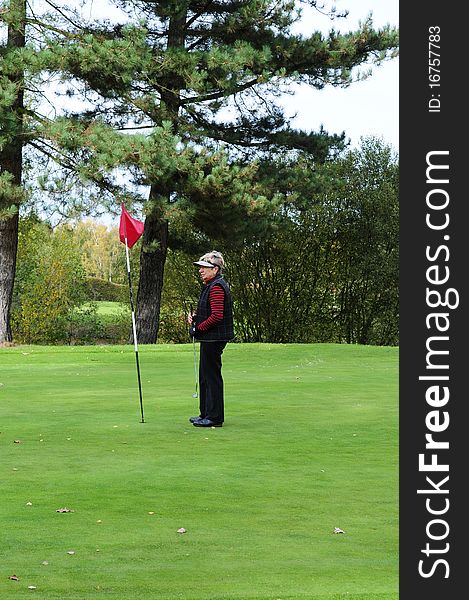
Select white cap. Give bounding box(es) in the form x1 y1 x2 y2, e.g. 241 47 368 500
193 251 225 269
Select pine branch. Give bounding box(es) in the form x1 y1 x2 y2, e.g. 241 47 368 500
179 76 259 105
42 0 84 31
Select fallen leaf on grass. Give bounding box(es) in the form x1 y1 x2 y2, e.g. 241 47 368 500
333 527 345 534
8 575 19 581
56 507 74 513
177 528 187 534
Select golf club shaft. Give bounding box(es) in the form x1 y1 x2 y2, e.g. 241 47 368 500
192 336 198 396
190 304 198 397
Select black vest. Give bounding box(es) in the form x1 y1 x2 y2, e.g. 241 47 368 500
195 274 234 341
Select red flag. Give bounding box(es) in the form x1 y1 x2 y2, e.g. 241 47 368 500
119 203 144 248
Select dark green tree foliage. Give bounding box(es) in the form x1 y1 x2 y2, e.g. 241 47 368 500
331 137 399 344
226 138 399 345
52 0 398 342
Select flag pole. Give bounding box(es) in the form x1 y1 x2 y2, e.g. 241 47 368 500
124 236 145 423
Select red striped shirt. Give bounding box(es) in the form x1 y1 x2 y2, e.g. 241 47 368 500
197 284 225 332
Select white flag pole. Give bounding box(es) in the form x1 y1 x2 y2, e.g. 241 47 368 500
124 236 145 423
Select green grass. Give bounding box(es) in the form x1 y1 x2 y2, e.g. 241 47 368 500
85 301 128 316
0 343 398 599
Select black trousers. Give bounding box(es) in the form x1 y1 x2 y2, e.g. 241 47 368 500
199 341 227 423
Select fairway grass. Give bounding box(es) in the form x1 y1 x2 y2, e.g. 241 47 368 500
83 301 129 316
0 343 398 599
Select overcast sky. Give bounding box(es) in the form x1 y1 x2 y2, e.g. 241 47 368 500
283 0 399 151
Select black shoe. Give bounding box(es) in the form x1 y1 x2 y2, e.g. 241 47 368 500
193 418 223 427
189 415 203 423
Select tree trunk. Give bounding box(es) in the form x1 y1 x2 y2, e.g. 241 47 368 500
0 0 25 343
0 213 19 343
134 7 186 343
134 185 169 344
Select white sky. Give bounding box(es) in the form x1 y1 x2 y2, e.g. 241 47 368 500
284 0 399 151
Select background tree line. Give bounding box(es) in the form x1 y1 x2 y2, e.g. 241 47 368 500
11 137 398 346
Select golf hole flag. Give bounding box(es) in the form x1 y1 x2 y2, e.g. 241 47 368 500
119 203 144 248
119 202 145 423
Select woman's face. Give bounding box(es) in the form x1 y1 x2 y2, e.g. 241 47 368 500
198 265 218 284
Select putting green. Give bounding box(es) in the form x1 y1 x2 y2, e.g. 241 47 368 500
0 343 398 599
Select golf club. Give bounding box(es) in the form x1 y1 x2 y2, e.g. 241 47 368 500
190 304 198 398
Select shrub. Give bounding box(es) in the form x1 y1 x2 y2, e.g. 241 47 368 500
12 222 87 344
84 278 127 302
64 304 105 345
158 305 190 344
